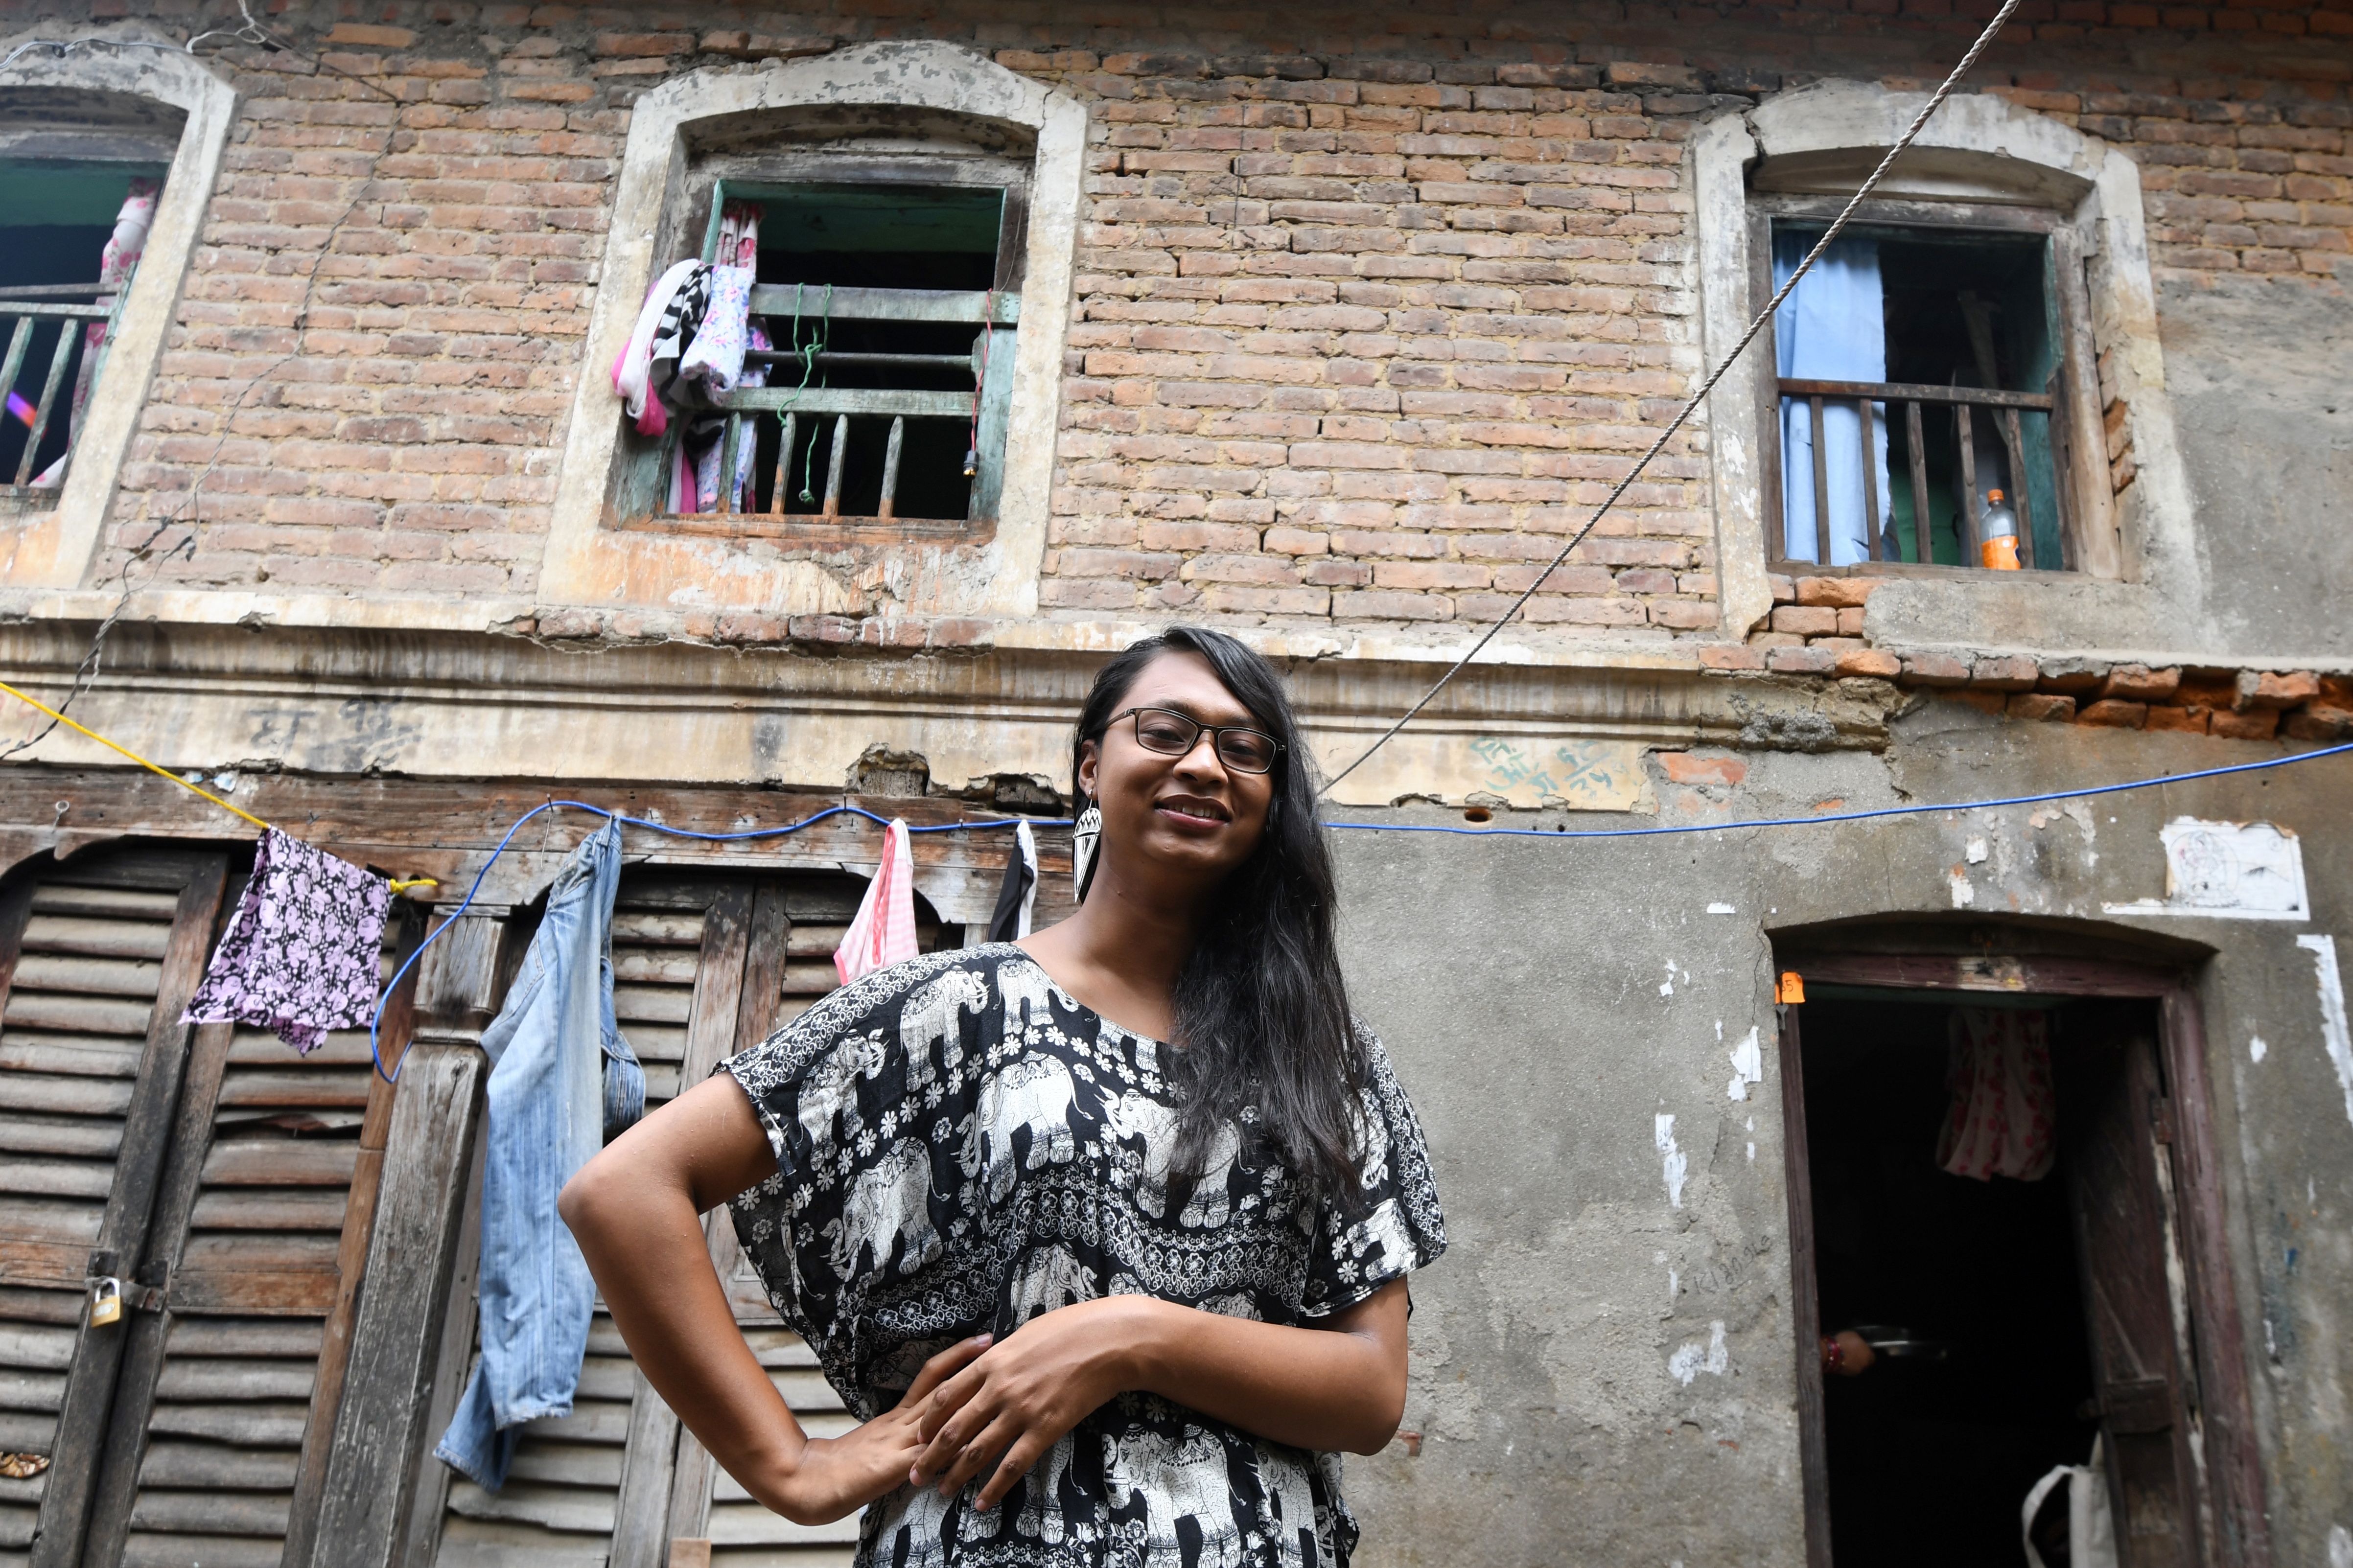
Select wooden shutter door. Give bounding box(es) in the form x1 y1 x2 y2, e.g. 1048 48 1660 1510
428 876 755 1568
0 849 228 1568
2061 1009 2206 1568
85 916 409 1568
426 871 945 1568
678 877 905 1568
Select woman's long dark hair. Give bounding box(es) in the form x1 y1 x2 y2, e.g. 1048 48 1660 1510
1072 626 1366 1208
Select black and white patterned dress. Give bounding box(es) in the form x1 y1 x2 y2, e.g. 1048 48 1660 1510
722 945 1445 1568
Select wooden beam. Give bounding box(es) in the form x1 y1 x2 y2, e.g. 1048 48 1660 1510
0 770 1068 925
746 284 1019 325
304 1040 486 1568
282 905 428 1568
1778 376 2053 410
32 853 227 1568
396 1112 488 1568
2159 983 2270 1568
608 883 753 1568
1772 1002 1833 1568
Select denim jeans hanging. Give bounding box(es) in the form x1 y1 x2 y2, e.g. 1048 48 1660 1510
435 816 644 1489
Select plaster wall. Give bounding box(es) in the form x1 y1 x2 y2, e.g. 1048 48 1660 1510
1333 713 2353 1567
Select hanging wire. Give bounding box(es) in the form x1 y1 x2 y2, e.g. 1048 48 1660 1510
763 281 837 505
358 734 2353 1081
1318 0 2027 797
366 800 1049 1082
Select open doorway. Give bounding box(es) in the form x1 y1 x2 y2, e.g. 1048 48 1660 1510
1773 943 2266 1568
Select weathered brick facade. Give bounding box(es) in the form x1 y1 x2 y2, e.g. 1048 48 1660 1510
44 0 2353 640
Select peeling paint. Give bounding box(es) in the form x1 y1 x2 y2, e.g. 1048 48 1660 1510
2251 1034 2268 1063
2106 818 2310 921
1949 867 1976 908
1965 836 1990 864
2294 934 2353 1129
1655 1114 1688 1209
1726 1027 1763 1101
1669 1321 1730 1385
1705 901 1737 915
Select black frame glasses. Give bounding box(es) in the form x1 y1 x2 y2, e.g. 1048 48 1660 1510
1109 707 1285 775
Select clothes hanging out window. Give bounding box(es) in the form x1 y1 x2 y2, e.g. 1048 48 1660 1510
1765 210 2089 574
616 167 1025 540
0 159 166 501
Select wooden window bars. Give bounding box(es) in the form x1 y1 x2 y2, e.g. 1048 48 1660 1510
1776 377 2056 570
694 284 1020 531
0 284 123 497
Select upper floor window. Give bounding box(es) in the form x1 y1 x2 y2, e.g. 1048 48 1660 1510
613 150 1025 542
1762 199 2089 574
0 151 166 504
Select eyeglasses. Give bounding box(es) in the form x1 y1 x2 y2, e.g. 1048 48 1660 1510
1109 707 1284 775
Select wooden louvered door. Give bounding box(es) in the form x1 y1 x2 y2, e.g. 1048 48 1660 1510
683 877 942 1568
429 874 759 1568
91 918 410 1568
0 848 229 1568
426 872 946 1568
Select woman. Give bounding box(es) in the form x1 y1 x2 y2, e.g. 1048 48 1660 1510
561 625 1445 1568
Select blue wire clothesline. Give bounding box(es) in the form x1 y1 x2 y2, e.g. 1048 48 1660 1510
366 742 2353 1082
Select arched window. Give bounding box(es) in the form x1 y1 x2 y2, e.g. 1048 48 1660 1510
1695 85 2190 635
541 44 1086 622
0 43 235 588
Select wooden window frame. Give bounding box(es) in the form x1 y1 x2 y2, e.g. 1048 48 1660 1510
1750 194 2110 580
0 54 238 587
1768 945 2268 1568
619 155 1030 544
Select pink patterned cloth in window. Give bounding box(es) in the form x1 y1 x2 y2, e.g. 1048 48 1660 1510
184 829 393 1054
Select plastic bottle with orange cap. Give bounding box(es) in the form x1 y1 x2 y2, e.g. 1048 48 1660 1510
1980 488 2022 570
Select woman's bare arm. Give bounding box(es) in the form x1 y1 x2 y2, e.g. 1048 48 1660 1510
559 1074 987 1525
909 1279 1410 1509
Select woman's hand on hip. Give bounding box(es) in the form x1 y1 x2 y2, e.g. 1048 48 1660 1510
764 1334 992 1524
909 1296 1156 1510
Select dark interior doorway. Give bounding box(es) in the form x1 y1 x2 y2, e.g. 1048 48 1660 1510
1780 960 2252 1568
1801 994 2103 1567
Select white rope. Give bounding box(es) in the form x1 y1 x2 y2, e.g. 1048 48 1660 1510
1320 0 2027 796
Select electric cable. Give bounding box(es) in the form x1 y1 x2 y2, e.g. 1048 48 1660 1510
359 738 2353 1081
1318 0 2028 797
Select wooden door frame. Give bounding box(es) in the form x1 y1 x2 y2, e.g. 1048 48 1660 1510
1770 945 2268 1568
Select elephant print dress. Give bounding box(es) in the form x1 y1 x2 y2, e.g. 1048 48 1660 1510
722 945 1445 1568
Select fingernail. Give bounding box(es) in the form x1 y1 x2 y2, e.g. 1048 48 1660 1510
975 1333 993 1346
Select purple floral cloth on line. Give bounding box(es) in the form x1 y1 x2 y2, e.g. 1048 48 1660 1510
183 828 392 1054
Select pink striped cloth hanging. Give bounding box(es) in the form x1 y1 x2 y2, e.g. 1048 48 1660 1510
834 818 918 984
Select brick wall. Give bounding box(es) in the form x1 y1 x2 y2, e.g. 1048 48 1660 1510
30 0 2350 633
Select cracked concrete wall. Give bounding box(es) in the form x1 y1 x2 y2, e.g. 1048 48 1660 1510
1334 709 2353 1568
2162 276 2353 662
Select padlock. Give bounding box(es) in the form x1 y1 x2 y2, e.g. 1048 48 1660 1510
88 1276 122 1327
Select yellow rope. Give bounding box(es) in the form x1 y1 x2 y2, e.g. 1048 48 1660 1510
0 678 271 832
388 876 439 892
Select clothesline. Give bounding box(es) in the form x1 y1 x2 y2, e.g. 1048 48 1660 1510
0 677 2344 1078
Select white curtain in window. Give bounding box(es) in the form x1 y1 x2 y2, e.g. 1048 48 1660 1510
1773 232 1893 565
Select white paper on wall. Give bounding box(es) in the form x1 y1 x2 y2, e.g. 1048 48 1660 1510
2103 818 2310 922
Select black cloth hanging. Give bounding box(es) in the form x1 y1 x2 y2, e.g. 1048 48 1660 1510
986 820 1038 942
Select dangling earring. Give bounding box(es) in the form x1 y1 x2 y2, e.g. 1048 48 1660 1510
1072 801 1102 900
